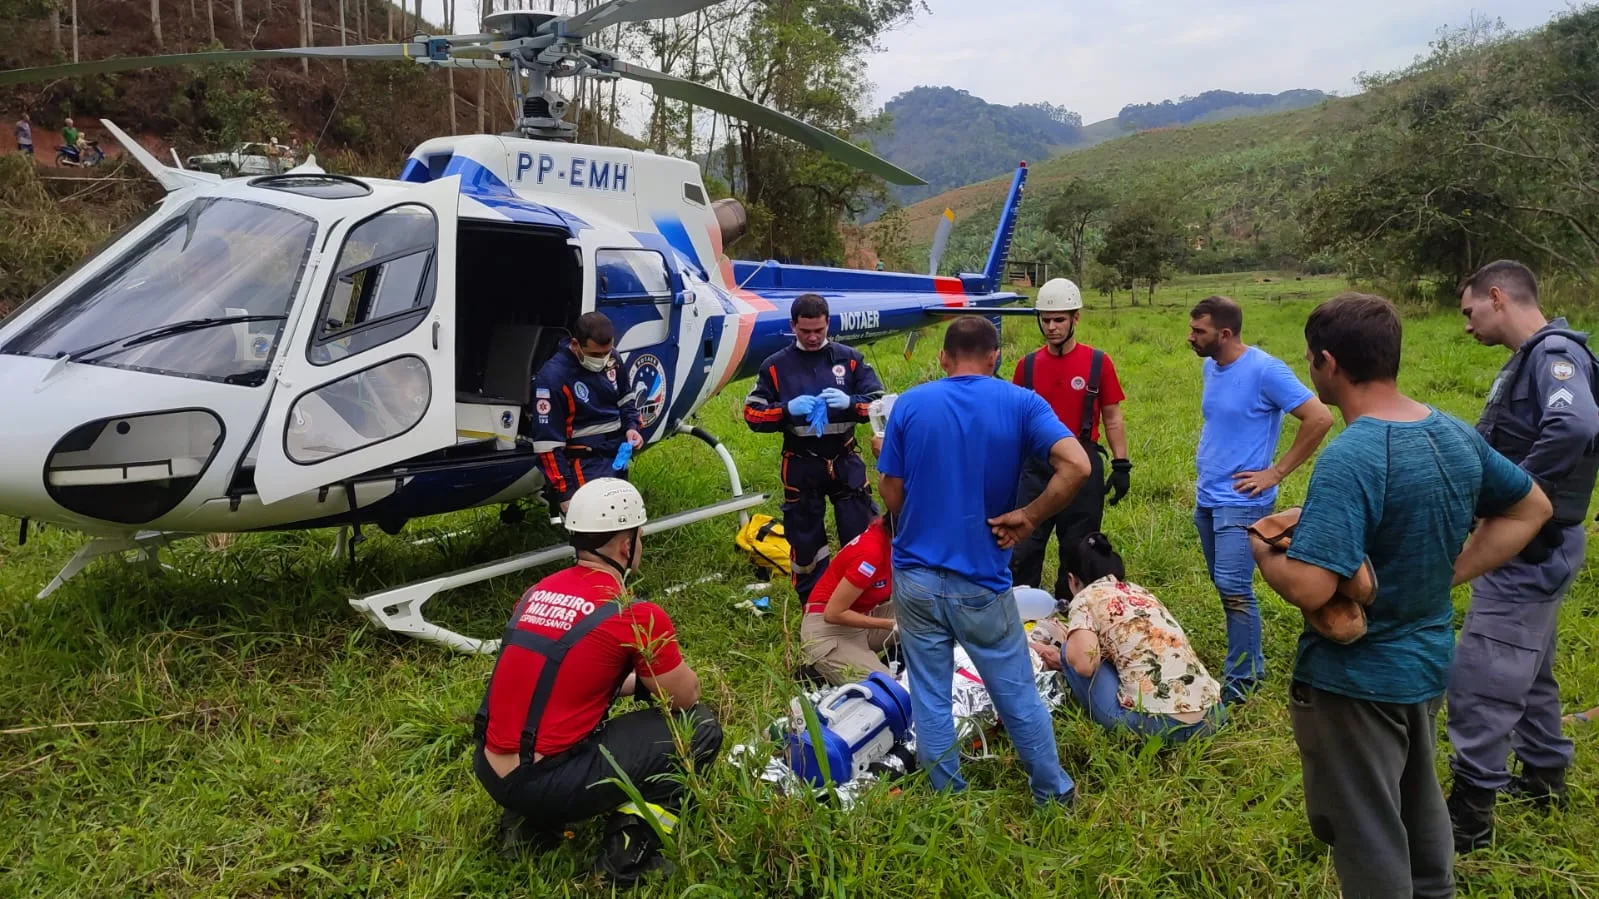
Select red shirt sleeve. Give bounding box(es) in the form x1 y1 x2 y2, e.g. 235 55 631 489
1011 357 1025 386
625 602 684 679
1099 354 1126 406
840 547 884 589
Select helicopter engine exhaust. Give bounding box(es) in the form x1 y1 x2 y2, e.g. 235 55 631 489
712 198 747 248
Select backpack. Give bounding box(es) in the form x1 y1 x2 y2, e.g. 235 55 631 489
736 514 791 576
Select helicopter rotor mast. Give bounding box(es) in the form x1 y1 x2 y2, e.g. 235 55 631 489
0 0 925 185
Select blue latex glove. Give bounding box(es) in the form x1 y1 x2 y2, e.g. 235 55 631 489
787 395 818 417
819 387 850 410
807 399 831 437
611 440 633 471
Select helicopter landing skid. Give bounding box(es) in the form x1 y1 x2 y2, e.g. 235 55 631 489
37 530 185 599
347 491 767 652
347 422 764 653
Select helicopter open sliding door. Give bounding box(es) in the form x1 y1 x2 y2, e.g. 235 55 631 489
252 177 460 505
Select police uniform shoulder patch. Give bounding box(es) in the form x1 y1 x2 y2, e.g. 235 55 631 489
1551 359 1576 381
536 398 552 415
536 387 551 399
832 364 847 379
574 382 590 403
1548 387 1575 409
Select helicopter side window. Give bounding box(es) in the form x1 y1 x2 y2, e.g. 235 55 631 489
284 355 432 463
595 249 671 305
309 204 438 366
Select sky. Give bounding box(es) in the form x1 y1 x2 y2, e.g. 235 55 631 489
863 0 1565 122
416 0 1569 130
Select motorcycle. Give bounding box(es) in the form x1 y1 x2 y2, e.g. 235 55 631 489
55 139 105 167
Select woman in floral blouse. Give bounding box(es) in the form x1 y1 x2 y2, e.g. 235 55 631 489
1038 532 1226 743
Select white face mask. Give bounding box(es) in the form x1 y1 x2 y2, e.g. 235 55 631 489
580 352 610 373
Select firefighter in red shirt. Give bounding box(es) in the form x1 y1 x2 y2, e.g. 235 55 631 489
471 479 722 885
1009 278 1132 599
799 515 897 685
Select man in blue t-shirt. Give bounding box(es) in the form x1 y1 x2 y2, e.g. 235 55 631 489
877 316 1091 807
1188 295 1333 703
1253 293 1549 899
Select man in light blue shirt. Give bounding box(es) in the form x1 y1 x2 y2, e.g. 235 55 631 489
1187 296 1332 703
878 316 1091 807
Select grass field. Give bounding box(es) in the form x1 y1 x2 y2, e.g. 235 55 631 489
3 273 1597 897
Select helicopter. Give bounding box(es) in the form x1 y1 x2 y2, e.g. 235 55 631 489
0 0 1035 653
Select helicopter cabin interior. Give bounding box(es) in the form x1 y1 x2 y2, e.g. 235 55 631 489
450 220 582 455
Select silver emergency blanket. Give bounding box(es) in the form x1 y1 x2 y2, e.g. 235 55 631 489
727 641 1070 808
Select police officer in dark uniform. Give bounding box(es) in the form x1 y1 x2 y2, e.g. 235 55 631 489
743 293 886 601
532 312 644 513
1447 260 1599 852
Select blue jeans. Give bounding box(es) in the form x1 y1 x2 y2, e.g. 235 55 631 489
1194 503 1274 698
892 565 1074 804
1062 660 1225 743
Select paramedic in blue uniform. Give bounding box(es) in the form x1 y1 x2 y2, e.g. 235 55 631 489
1447 260 1599 852
533 312 644 513
743 293 887 601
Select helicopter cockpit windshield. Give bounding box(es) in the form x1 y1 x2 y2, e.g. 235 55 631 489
3 197 316 386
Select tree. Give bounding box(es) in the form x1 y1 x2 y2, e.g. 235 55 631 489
872 205 914 271
1043 178 1112 286
151 0 162 47
1098 203 1182 304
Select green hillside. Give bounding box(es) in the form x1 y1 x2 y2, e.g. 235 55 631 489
902 93 1366 252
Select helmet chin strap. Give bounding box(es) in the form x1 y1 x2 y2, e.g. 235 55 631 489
587 529 640 587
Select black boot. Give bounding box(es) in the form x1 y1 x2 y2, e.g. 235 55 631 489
1505 762 1569 810
1447 782 1495 853
594 812 672 886
495 807 567 860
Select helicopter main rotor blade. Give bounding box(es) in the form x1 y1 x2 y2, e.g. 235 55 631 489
559 0 724 37
609 61 924 186
0 40 492 85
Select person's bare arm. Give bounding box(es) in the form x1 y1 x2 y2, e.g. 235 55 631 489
640 664 702 711
880 475 905 517
1453 485 1552 586
822 580 895 630
1251 532 1341 612
1235 398 1334 496
1101 403 1129 460
988 437 1090 549
1064 630 1100 677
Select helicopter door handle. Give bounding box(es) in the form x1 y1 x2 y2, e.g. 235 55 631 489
432 322 440 351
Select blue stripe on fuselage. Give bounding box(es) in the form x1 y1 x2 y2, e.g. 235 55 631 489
650 214 708 281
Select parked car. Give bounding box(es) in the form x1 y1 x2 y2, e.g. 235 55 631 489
183 141 297 176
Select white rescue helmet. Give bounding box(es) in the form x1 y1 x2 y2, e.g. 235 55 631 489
564 478 648 533
1036 278 1084 313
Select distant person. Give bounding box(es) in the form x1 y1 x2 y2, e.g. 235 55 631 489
61 117 81 151
1253 293 1549 898
1040 532 1225 743
14 113 32 158
743 293 885 603
531 311 643 514
877 315 1091 806
1446 260 1599 851
799 515 897 686
472 479 722 886
1010 278 1132 598
1187 295 1333 703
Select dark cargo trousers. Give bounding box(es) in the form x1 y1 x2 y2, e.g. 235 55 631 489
1009 443 1106 598
1289 681 1455 899
1447 523 1582 790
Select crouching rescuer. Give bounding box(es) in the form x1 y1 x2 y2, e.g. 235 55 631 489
471 479 723 885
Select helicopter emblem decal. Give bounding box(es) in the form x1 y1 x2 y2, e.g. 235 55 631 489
630 354 666 428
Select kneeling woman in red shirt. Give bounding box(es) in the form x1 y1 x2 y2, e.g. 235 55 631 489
800 515 897 685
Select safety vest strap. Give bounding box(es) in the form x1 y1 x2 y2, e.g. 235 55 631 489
472 596 624 764
1080 349 1104 440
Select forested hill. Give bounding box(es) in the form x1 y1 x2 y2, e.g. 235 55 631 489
870 85 1333 212
869 86 1082 207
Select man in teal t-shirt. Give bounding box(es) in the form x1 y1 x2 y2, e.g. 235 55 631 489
1253 293 1549 899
